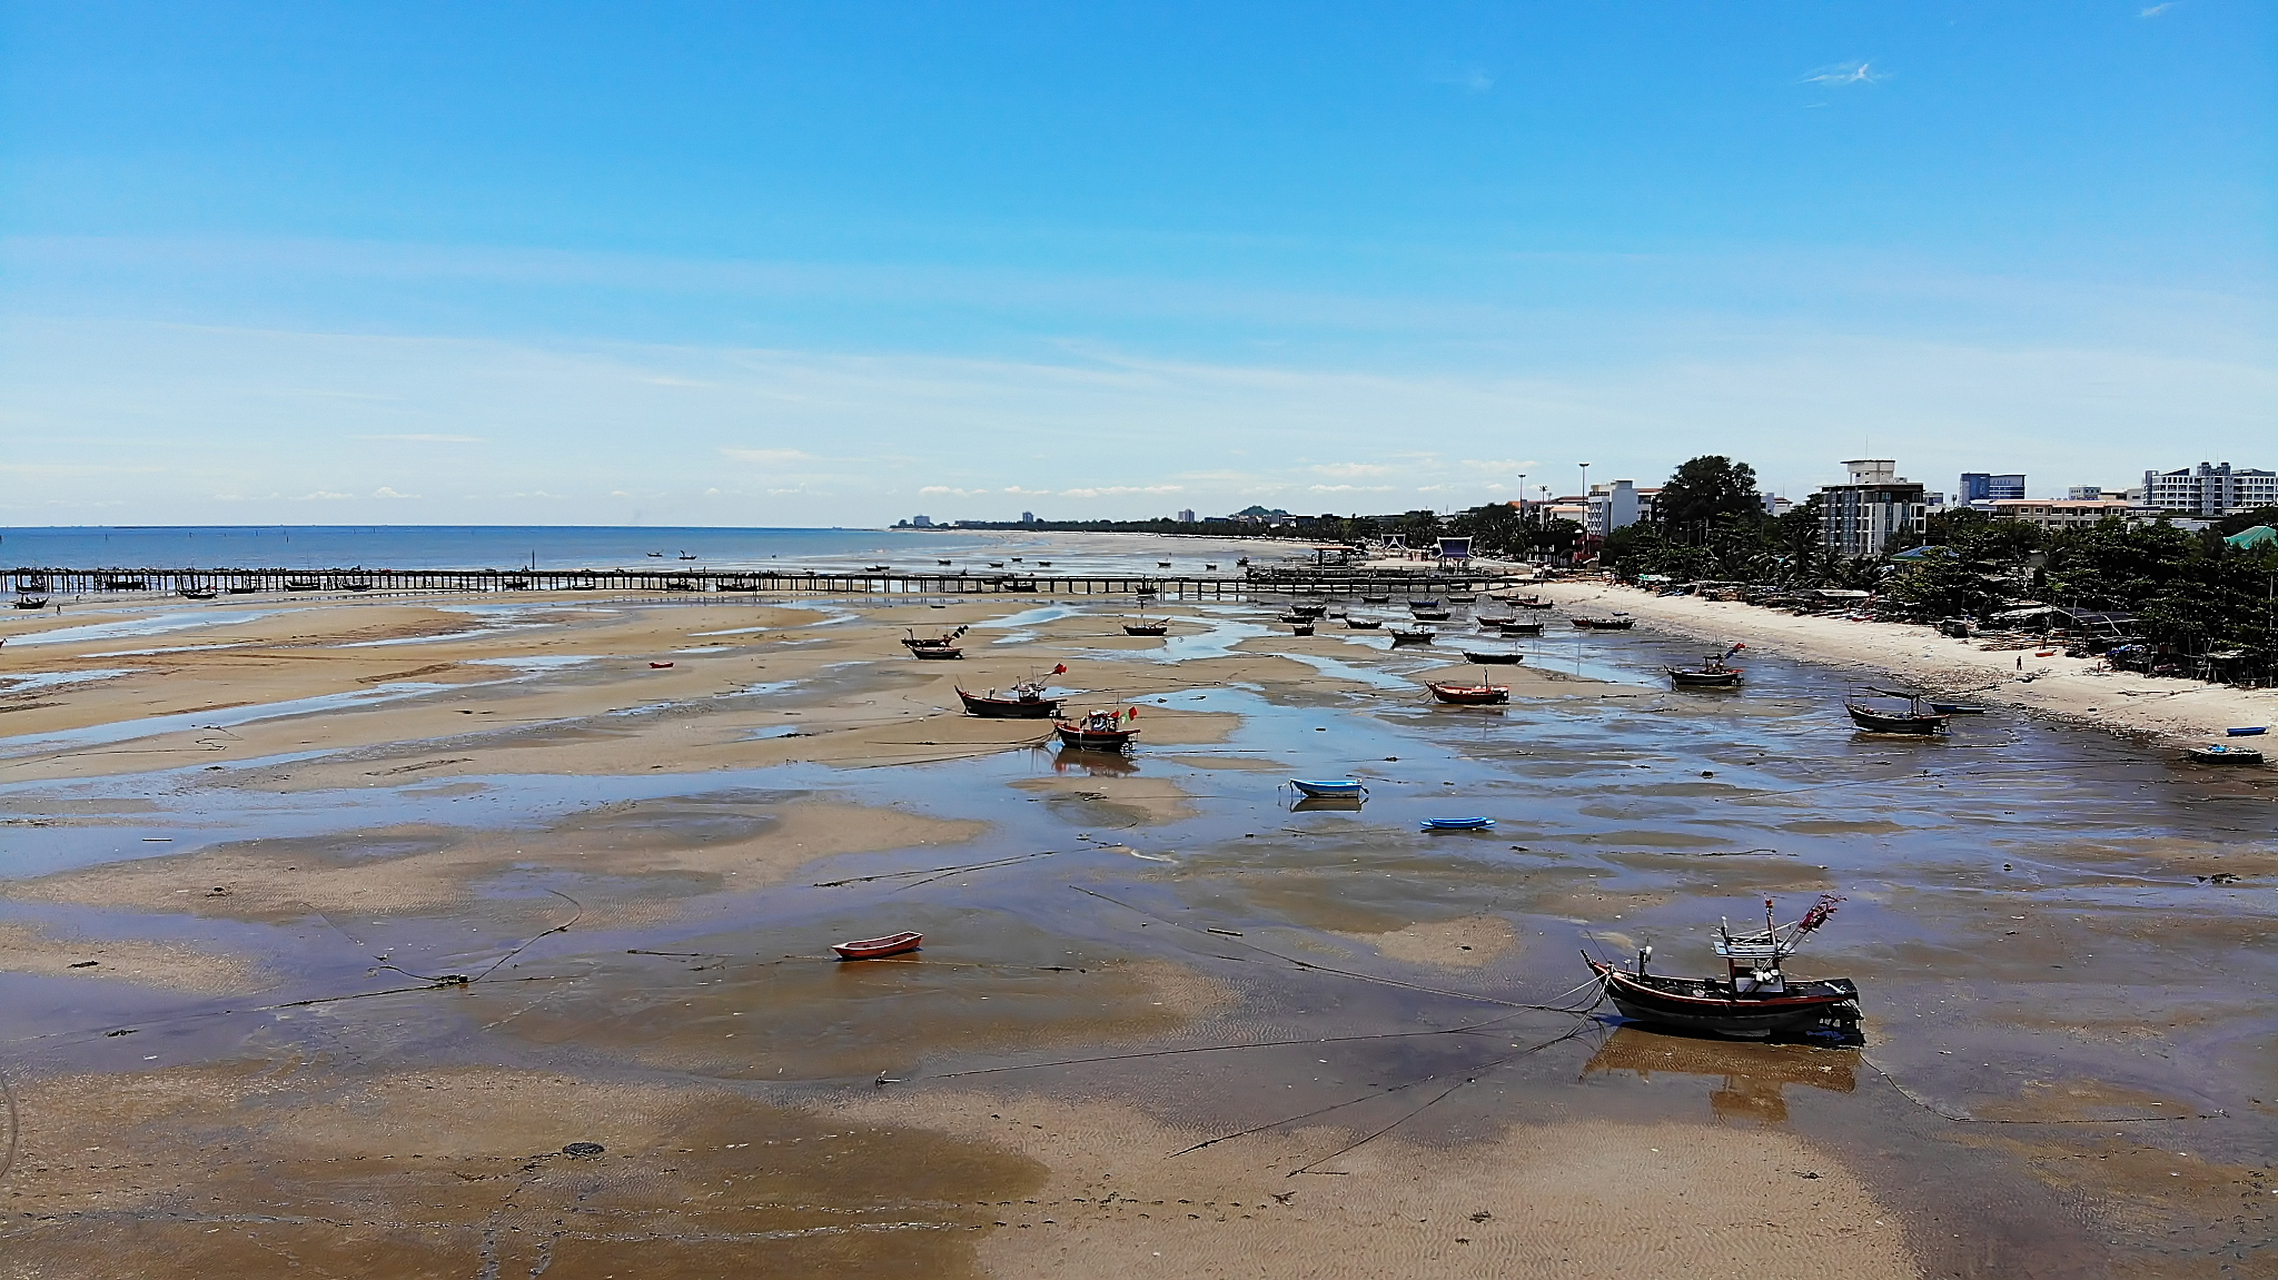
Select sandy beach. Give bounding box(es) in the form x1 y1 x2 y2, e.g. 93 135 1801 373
2 553 2271 1278
1536 579 2278 746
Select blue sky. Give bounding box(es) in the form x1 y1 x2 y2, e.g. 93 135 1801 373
3 2 2270 525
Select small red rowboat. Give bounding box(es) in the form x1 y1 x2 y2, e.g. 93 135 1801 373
649 661 675 669
833 931 923 960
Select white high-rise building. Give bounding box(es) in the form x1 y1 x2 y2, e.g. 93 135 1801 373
1816 459 1928 559
2141 462 2278 516
1583 480 1639 537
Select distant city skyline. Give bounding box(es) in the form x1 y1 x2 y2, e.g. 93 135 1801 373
3 4 2269 526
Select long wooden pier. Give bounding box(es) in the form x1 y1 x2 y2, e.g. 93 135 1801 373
3 566 1514 601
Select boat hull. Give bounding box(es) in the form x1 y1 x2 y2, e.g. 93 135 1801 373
1123 625 1168 636
1422 817 1494 831
1668 668 1741 687
911 647 963 660
1428 683 1509 705
1055 723 1139 751
1291 779 1366 798
957 689 1063 719
1458 651 1524 664
1846 704 1947 734
2188 746 2264 765
835 931 923 960
1588 960 1858 1038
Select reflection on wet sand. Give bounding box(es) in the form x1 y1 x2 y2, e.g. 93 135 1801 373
1584 1028 1857 1125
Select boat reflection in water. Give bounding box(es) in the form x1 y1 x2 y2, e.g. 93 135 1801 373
1584 1027 1858 1124
1046 746 1141 777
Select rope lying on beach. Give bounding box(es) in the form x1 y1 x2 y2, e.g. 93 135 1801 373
1858 1054 2227 1125
1072 884 1607 1014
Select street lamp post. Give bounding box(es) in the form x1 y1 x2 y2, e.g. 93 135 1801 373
1579 462 1592 537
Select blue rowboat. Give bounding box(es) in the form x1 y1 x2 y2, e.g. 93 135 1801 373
2227 726 2268 736
1292 779 1366 798
1422 816 1495 831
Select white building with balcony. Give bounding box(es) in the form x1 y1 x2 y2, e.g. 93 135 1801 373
2141 462 2277 516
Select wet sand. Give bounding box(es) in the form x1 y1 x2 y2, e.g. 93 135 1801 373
2 565 2273 1277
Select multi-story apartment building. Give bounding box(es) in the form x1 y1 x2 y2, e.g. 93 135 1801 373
1817 460 1928 559
1983 498 2134 531
1583 480 1641 537
2141 462 2278 516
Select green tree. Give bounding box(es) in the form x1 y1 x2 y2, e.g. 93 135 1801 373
1656 456 1763 540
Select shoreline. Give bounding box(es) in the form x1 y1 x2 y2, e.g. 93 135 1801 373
1537 579 2278 747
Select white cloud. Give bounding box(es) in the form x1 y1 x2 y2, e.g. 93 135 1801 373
2140 3 2174 15
1310 462 1394 478
372 486 419 499
1800 61 1884 87
292 490 353 501
1059 484 1185 498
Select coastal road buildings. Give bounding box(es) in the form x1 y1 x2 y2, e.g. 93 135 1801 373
1583 479 1641 537
1818 459 1930 558
2141 462 2278 516
1984 497 2137 531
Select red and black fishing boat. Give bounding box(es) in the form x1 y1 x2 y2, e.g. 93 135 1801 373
1572 615 1636 630
903 626 968 652
1123 619 1169 636
1426 681 1510 705
834 931 922 960
1054 707 1140 751
1388 627 1436 646
957 667 1066 718
1585 895 1858 1039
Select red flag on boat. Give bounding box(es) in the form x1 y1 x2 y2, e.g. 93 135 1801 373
1126 706 1139 720
1051 664 1068 675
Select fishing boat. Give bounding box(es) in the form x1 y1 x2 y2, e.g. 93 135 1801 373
1290 604 1328 619
1360 594 1391 604
1204 562 1218 570
1498 621 1546 636
1004 579 1039 592
1667 644 1746 688
834 931 922 960
1476 614 1516 626
14 596 47 609
1517 598 1555 610
1123 620 1169 636
1346 617 1383 629
1235 557 1248 566
1458 650 1524 665
226 585 262 594
1427 681 1509 705
649 661 674 669
1291 778 1367 798
863 564 892 573
1422 816 1494 831
912 645 963 660
1389 628 1436 645
2188 744 2264 766
2227 726 2269 737
902 628 965 651
956 672 1065 718
1572 615 1635 630
678 552 698 561
939 558 954 565
1845 696 1949 735
1055 707 1140 751
1037 561 1052 567
284 579 320 591
1410 607 1451 621
1406 598 1439 608
1157 560 1172 568
1290 623 1314 636
178 587 217 600
987 561 1004 568
1584 895 1859 1039
1446 593 1477 604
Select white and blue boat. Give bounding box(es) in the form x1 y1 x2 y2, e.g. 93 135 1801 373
1421 816 1494 831
1291 779 1367 799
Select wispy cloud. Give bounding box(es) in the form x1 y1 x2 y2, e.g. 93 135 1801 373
1310 462 1394 478
2140 2 2175 15
1800 61 1884 87
1059 484 1184 499
1429 67 1493 94
291 490 353 501
721 447 823 464
372 486 419 499
352 432 484 443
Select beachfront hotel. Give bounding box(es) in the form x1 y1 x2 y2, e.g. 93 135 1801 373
1815 459 1930 559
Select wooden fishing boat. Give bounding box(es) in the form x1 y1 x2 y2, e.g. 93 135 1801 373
912 645 963 660
1421 816 1494 831
2226 726 2268 736
226 585 262 594
1388 628 1436 645
283 579 320 591
987 561 1004 568
1290 604 1328 618
1359 594 1391 604
1037 561 1052 567
1290 623 1314 636
1157 560 1172 568
1572 615 1635 630
1446 593 1477 604
1845 699 1948 734
1004 579 1039 592
649 661 674 669
1585 895 1858 1039
1497 621 1546 636
177 587 217 600
1055 708 1140 751
1345 617 1383 629
1427 681 1509 705
834 931 923 960
1123 621 1169 636
1406 598 1439 608
957 674 1064 718
2187 744 2264 765
1458 650 1524 665
863 564 891 572
903 628 965 651
1668 646 1746 688
1409 607 1451 621
1475 615 1516 626
1204 562 1218 570
14 596 48 609
1291 779 1367 798
938 558 954 565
